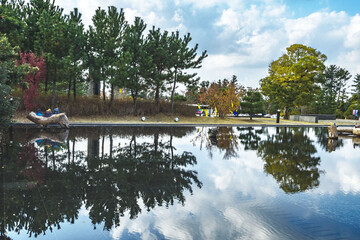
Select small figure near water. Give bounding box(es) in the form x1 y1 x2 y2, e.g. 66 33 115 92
35 109 43 116
44 109 53 117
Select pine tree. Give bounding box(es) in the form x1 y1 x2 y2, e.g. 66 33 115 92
122 17 152 114
353 74 360 102
168 31 207 114
241 89 264 120
145 27 169 113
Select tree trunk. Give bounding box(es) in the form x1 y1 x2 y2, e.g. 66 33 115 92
45 147 48 168
155 85 160 114
72 139 75 164
133 95 137 116
154 129 159 153
130 134 137 157
73 74 77 100
109 134 113 158
101 135 104 159
170 129 174 169
102 80 106 101
51 68 56 110
67 139 70 166
171 69 177 115
0 145 4 239
109 84 114 112
45 70 49 92
67 72 71 99
284 107 289 119
52 147 55 170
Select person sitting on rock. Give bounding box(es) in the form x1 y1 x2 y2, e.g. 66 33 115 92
44 108 53 117
53 107 59 114
35 109 43 116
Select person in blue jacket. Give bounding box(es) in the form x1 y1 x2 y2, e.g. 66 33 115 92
54 107 59 114
35 109 43 116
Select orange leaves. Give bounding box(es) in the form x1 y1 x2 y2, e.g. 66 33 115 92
198 80 242 118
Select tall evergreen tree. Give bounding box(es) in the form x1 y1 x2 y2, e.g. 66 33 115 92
64 8 86 100
241 89 264 120
168 31 207 114
87 7 107 100
313 65 352 115
104 6 127 110
145 27 169 113
0 0 25 48
36 9 68 109
324 65 351 108
352 74 360 102
122 17 152 115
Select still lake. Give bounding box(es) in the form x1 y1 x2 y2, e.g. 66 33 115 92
1 126 360 239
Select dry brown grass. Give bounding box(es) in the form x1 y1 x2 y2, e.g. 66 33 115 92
13 92 195 117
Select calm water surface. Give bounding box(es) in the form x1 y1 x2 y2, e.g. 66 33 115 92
1 126 360 239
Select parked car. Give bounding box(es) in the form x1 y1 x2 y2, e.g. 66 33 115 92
252 113 264 118
264 114 272 118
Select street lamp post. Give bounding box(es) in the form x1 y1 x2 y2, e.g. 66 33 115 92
276 109 281 124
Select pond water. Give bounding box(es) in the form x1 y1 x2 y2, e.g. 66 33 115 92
1 126 360 240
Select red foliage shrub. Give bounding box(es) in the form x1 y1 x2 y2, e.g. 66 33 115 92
18 53 46 111
17 142 46 185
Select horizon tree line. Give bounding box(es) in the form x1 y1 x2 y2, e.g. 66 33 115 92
2 0 360 121
0 0 207 118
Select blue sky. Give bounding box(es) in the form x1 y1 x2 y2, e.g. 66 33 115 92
55 0 360 89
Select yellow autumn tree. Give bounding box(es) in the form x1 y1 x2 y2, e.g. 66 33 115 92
199 76 242 118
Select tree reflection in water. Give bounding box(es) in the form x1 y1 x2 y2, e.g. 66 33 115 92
192 126 323 194
192 127 239 160
0 127 201 238
237 127 267 151
85 131 202 230
313 127 344 152
257 128 323 194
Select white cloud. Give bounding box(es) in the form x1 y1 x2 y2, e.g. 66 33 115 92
208 4 360 87
344 14 360 48
216 9 240 31
172 10 183 23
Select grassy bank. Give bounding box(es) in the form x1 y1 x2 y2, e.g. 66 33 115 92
14 111 332 125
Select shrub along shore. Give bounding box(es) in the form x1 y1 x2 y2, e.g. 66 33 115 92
13 92 195 117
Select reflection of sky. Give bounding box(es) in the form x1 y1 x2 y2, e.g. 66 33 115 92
8 127 360 239
108 127 360 239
